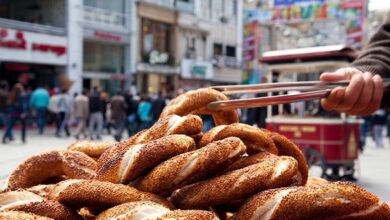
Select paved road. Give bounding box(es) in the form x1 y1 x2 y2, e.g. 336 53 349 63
1 129 389 203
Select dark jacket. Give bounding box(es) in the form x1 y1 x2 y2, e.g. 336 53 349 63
110 95 127 122
351 11 390 108
89 93 102 113
0 89 7 113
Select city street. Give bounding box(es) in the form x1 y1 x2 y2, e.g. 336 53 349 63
0 128 389 203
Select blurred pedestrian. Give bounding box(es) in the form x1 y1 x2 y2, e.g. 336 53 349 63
137 96 152 130
2 83 27 144
110 91 128 141
55 89 71 137
29 84 49 134
74 89 89 140
151 91 166 123
0 81 9 129
89 87 104 140
360 115 372 151
372 109 387 148
124 92 139 136
100 91 111 135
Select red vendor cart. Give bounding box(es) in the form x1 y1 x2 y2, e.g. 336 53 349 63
260 45 362 180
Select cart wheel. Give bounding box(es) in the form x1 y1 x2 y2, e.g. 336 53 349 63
302 147 326 178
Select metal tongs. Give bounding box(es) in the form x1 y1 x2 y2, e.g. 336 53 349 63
207 79 390 111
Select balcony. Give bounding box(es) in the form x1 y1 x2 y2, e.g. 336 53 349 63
83 6 127 30
213 55 241 69
0 17 65 35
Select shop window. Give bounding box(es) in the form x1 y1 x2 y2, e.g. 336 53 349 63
141 18 172 65
83 41 125 73
226 46 236 57
213 43 223 56
84 0 125 13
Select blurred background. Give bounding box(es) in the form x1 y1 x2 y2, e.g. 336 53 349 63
0 0 389 202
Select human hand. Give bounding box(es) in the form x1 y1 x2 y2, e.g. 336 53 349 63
320 67 383 116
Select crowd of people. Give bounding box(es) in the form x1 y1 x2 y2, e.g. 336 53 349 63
0 81 169 143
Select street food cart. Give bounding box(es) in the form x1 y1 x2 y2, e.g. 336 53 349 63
260 45 362 180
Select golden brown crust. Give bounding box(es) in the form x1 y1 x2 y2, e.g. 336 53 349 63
160 88 239 126
97 115 202 168
6 150 97 190
25 185 55 199
0 211 53 220
306 176 329 187
224 152 277 172
200 123 278 154
264 130 308 185
67 141 117 158
96 201 171 220
0 190 82 220
159 210 219 219
96 135 195 184
135 137 246 196
48 180 171 210
170 156 298 209
232 182 390 220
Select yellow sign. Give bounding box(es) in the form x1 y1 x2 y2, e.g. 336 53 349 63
279 125 316 138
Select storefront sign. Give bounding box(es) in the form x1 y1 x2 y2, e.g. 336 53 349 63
149 50 169 65
181 59 212 79
83 28 129 43
0 27 67 65
94 31 122 42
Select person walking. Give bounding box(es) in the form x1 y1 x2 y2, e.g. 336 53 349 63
372 109 387 148
55 89 71 137
124 92 140 136
0 81 9 130
29 85 49 134
88 87 104 140
151 91 166 123
110 91 128 141
74 89 89 140
137 96 152 130
2 83 27 144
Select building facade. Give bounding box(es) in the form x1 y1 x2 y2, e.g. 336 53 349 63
0 0 67 89
0 0 243 96
134 0 243 97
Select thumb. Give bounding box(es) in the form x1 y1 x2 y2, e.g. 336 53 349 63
320 68 358 81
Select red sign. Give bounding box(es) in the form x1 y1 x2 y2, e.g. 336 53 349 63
0 28 66 56
32 43 66 56
94 31 122 42
0 29 26 50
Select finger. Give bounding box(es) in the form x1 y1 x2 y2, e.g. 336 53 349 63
320 68 358 81
359 75 383 115
335 73 364 112
347 72 374 115
321 87 345 111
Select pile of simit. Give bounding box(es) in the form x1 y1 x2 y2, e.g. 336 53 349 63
1 88 389 220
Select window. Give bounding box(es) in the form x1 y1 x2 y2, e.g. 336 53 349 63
213 43 223 56
141 18 172 64
83 41 125 73
84 0 125 13
226 46 236 57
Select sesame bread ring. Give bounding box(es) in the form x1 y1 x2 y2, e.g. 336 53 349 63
96 135 195 184
67 141 117 159
135 137 247 196
232 182 390 220
224 152 277 172
25 185 55 199
96 201 218 220
306 176 329 186
48 180 171 210
0 211 53 220
96 201 171 220
199 124 278 154
0 190 82 220
264 131 308 185
159 88 239 126
170 156 298 209
97 115 202 167
5 150 97 190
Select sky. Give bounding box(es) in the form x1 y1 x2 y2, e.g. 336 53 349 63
369 0 390 11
